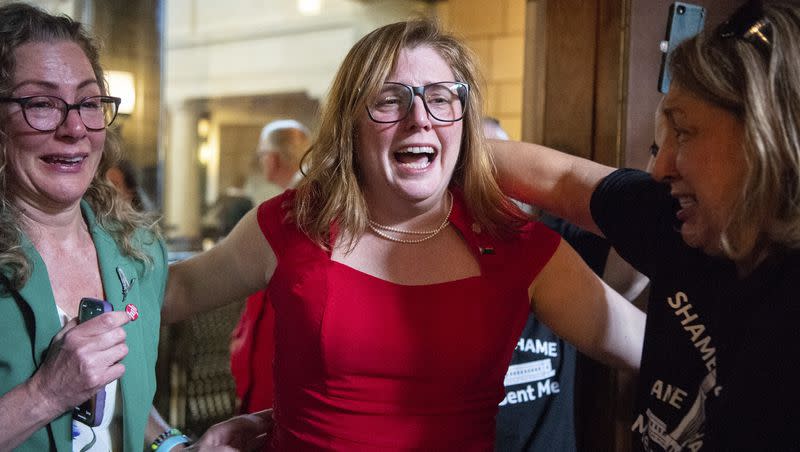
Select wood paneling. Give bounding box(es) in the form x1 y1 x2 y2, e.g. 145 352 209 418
542 0 598 159
593 0 629 168
527 0 628 166
524 1 631 450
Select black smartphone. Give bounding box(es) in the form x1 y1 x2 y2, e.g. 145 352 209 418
72 297 113 427
658 2 706 93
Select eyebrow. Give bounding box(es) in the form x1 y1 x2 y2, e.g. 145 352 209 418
12 78 100 93
661 107 686 124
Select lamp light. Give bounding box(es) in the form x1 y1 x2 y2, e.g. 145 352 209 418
197 116 210 140
106 70 136 115
196 114 212 165
297 0 322 16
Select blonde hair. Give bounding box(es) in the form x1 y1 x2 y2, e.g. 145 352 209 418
294 19 525 250
669 1 800 262
0 3 159 290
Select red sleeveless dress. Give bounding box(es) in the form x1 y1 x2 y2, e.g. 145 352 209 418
258 190 560 451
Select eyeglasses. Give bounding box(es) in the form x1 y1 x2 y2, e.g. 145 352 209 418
717 0 772 52
0 95 121 132
366 82 469 124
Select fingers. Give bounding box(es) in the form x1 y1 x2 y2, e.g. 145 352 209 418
31 351 126 414
52 317 79 342
58 336 128 388
78 311 131 335
192 413 271 451
245 432 269 452
78 361 127 393
34 311 132 410
252 408 274 421
65 311 129 350
64 315 130 384
186 445 237 452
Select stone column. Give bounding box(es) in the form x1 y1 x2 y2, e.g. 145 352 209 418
163 101 203 241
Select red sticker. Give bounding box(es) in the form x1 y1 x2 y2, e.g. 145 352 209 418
125 304 139 321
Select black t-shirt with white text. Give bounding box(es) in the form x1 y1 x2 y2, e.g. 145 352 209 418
591 169 800 451
495 216 608 452
495 316 578 452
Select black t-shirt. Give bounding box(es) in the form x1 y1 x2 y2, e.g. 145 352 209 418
495 216 609 452
591 168 800 451
495 316 578 452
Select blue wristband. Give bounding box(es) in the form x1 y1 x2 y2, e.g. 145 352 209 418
154 434 190 451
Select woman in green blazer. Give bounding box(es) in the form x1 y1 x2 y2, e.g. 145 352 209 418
0 4 268 451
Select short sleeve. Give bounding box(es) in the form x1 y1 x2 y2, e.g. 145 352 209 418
519 221 562 286
589 168 681 276
256 190 295 258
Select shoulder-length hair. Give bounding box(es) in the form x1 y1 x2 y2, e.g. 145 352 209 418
669 1 800 262
0 3 158 290
293 18 526 250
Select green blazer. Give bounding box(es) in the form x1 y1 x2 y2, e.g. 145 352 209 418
0 200 168 451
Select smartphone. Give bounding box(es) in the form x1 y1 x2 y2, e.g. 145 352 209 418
658 2 706 93
72 297 113 427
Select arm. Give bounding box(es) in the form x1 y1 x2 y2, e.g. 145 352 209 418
162 209 276 323
529 239 645 371
186 409 273 452
145 407 190 450
0 312 131 451
491 139 615 235
0 378 66 452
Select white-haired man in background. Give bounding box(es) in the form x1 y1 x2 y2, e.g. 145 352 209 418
244 119 310 203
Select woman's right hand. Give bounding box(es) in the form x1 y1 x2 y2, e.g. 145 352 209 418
186 409 273 451
30 311 132 415
0 311 132 451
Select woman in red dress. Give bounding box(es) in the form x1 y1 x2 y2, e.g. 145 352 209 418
165 19 645 451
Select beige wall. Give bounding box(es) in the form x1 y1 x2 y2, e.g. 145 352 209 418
436 0 526 140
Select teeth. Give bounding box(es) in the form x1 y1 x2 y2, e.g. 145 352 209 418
44 155 84 164
678 196 696 208
394 146 434 169
400 146 434 154
404 160 430 169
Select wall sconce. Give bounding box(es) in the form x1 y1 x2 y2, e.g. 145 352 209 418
297 0 322 16
197 116 210 141
197 114 212 165
106 70 136 115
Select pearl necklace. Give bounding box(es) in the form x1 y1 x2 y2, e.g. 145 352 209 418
367 192 453 244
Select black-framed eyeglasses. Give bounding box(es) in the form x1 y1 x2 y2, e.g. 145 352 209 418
717 0 772 52
366 81 469 124
0 95 121 132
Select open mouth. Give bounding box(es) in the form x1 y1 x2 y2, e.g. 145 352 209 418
41 155 85 166
394 146 435 169
675 195 697 222
676 195 696 208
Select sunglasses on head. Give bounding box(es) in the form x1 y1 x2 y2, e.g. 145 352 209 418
717 0 772 53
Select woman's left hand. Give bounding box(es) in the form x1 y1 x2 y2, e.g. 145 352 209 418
185 409 273 452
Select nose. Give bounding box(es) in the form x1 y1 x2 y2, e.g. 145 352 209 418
405 95 432 130
650 137 678 182
57 107 87 137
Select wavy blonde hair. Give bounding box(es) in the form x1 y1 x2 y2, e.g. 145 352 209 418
294 19 526 250
669 1 800 263
0 3 159 290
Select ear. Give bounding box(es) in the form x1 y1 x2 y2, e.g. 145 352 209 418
266 152 281 167
259 152 275 166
